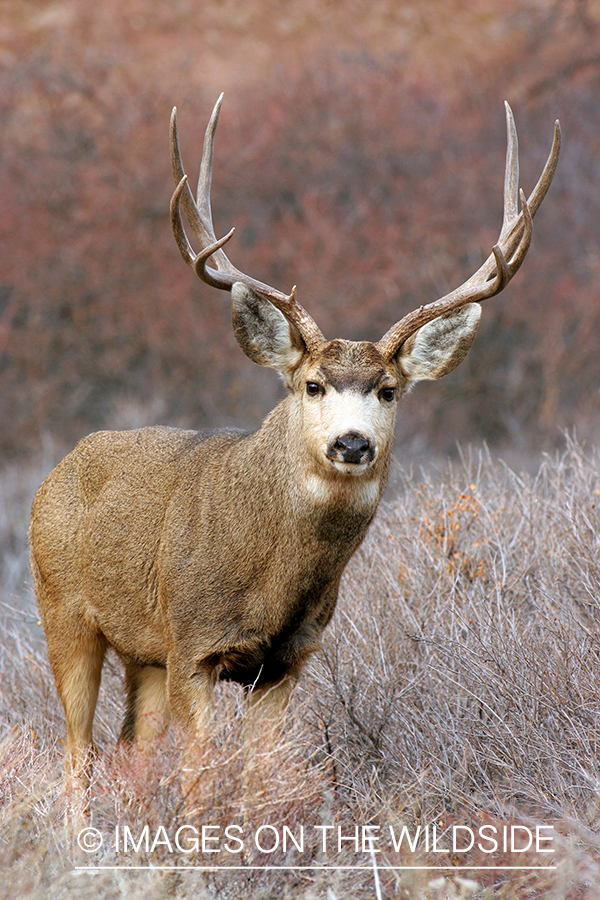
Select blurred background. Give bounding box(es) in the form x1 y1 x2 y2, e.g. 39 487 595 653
1 0 599 465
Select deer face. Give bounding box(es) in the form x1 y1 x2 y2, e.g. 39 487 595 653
295 340 401 476
231 284 482 478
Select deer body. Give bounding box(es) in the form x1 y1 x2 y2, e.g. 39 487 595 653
32 400 383 693
29 97 559 789
31 334 406 756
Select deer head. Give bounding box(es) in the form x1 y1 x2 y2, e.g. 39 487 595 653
170 97 560 476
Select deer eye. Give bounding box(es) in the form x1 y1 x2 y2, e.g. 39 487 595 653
306 382 324 397
379 387 396 403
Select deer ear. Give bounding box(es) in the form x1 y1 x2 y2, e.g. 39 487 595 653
397 303 482 382
231 283 306 381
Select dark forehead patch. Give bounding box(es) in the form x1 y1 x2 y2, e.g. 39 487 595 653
315 340 391 393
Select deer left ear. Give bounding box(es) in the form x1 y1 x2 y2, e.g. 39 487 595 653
231 283 306 383
397 303 482 382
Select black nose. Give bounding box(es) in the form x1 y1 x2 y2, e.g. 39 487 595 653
331 432 373 465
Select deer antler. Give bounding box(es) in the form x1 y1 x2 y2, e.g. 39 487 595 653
375 102 561 360
170 94 326 353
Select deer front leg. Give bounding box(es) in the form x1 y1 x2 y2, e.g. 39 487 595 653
240 675 298 844
166 654 218 810
166 654 215 738
243 676 297 748
120 663 170 743
242 617 325 751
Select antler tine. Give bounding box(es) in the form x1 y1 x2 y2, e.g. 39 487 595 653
196 93 221 242
170 102 236 276
170 173 196 268
526 117 561 217
499 101 519 243
376 106 561 360
170 98 326 352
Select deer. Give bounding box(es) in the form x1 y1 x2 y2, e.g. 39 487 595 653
29 97 560 798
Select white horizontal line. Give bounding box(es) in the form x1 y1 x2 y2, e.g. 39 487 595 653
75 864 557 872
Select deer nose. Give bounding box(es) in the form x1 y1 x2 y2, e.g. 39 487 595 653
330 432 374 465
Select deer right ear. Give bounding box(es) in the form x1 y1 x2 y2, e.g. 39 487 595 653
231 283 306 382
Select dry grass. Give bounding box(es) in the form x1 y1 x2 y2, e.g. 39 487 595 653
2 436 600 898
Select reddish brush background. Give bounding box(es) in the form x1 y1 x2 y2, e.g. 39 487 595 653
1 0 599 460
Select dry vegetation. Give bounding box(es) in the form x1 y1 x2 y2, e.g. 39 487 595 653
2 437 600 898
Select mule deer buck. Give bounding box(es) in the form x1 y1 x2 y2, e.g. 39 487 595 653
30 97 560 792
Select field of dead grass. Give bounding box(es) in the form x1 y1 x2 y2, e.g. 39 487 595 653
2 436 600 898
